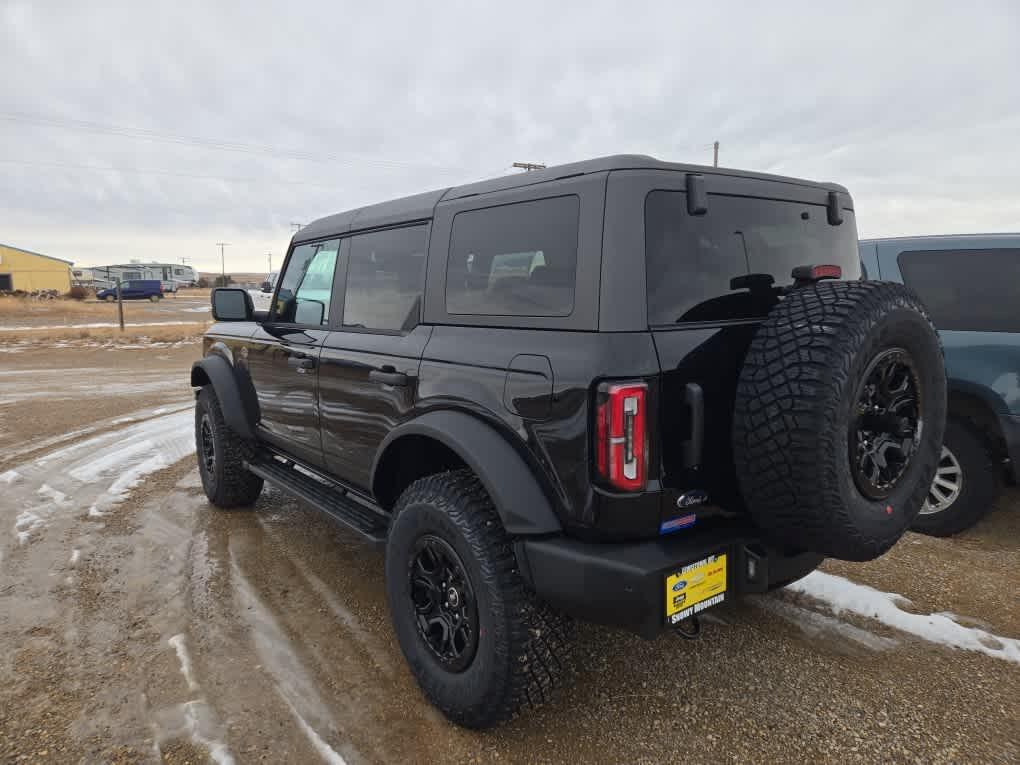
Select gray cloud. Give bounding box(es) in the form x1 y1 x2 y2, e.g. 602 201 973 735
1 0 1018 272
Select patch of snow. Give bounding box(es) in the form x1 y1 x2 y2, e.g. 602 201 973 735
0 320 203 331
183 306 211 312
69 439 157 481
285 698 349 765
0 470 21 484
37 484 69 504
174 701 235 765
168 634 200 692
15 511 45 544
788 571 1020 665
69 548 81 566
756 596 898 651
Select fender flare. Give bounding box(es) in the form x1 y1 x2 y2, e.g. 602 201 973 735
190 355 259 440
373 410 562 536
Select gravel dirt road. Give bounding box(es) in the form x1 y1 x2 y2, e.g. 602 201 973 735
1 342 1018 764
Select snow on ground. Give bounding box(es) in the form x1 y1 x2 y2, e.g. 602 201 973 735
168 634 200 692
788 571 1020 664
4 409 193 545
0 369 188 406
0 321 203 331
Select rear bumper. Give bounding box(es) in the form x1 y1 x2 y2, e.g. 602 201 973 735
516 524 823 639
1001 413 1020 482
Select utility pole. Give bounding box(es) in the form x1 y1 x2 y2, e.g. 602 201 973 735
713 141 719 168
290 222 304 234
267 252 273 274
512 162 546 172
216 242 230 286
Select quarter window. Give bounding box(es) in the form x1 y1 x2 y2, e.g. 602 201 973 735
898 248 1020 332
446 196 579 317
343 225 428 332
274 239 340 325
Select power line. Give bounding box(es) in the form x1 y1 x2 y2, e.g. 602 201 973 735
0 110 470 176
0 156 348 188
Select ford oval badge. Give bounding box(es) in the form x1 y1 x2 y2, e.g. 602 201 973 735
676 490 708 509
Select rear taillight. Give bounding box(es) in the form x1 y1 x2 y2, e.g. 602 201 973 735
595 381 648 492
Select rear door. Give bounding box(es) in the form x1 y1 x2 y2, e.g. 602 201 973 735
318 223 431 490
246 238 341 468
623 173 861 510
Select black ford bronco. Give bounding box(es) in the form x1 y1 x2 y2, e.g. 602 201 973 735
192 155 946 728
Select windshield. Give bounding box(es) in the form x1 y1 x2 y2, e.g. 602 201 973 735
645 191 861 325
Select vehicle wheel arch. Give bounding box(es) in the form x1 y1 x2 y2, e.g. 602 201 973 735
190 353 259 441
947 382 1009 462
371 409 562 536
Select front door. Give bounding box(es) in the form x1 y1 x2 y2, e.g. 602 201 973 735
318 224 430 490
246 238 340 468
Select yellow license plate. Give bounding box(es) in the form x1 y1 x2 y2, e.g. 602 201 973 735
665 553 727 624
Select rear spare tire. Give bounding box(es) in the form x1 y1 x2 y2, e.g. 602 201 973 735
734 281 946 561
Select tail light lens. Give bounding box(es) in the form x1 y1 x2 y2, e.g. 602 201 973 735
595 381 648 492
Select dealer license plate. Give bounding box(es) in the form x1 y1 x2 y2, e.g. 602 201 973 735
665 552 727 624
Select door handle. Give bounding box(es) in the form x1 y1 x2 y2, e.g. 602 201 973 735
287 352 317 370
369 365 409 386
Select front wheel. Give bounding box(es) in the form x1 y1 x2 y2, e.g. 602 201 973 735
195 386 263 507
385 470 571 729
105 295 115 303
911 420 1000 536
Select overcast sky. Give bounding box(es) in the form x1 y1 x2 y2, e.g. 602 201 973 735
1 1 1017 273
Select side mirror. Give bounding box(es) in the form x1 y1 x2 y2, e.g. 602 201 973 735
211 288 253 321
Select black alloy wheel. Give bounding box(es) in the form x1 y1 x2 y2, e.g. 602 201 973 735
409 534 478 672
200 413 216 475
849 348 923 499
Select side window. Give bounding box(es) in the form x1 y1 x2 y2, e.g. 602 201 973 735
446 196 579 317
898 248 1020 332
343 225 427 332
274 239 340 325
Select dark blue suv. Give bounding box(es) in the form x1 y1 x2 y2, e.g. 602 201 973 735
96 279 164 302
860 234 1020 535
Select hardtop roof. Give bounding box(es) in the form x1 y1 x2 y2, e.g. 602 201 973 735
294 154 850 244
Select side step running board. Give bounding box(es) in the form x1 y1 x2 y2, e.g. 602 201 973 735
246 456 389 544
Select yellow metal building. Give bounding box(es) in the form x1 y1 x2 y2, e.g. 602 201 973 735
0 243 73 292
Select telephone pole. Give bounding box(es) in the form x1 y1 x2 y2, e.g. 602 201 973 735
216 242 230 285
267 252 273 273
713 141 719 168
512 162 546 172
290 222 304 234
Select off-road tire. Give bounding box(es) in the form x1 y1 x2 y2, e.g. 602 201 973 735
105 295 115 303
149 294 160 303
911 419 1000 537
385 469 572 729
734 281 946 561
195 386 263 508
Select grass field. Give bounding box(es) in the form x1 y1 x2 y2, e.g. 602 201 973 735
0 322 210 343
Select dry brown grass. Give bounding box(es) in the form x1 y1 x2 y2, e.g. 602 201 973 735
175 287 212 299
0 322 209 344
0 295 151 322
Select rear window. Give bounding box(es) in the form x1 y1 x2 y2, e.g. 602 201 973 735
898 248 1020 332
645 191 861 325
446 196 579 317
